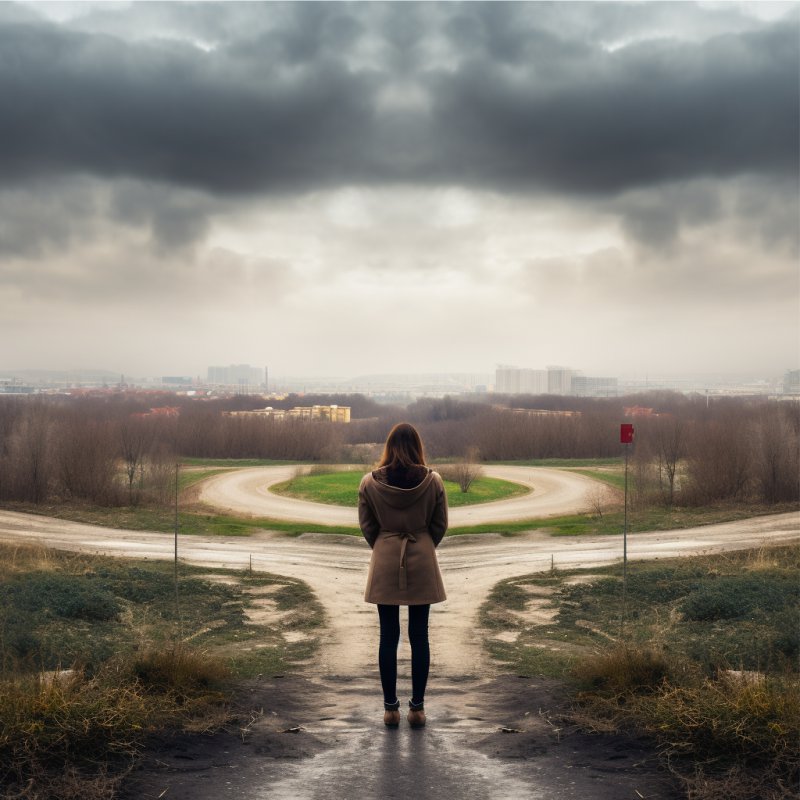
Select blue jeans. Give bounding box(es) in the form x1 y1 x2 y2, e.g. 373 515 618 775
377 604 430 707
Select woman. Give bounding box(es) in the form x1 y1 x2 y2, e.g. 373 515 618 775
358 422 448 729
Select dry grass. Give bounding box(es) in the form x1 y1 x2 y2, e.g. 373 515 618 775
572 646 672 694
0 648 234 800
0 542 320 799
483 545 800 800
573 648 800 800
132 645 232 702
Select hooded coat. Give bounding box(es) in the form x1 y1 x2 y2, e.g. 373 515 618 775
358 468 448 605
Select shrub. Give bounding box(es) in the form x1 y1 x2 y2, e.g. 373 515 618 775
132 646 231 701
0 667 162 795
680 575 795 622
628 674 800 780
1 573 119 621
572 646 672 694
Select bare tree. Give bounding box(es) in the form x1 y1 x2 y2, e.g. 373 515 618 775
7 406 53 503
119 416 153 505
652 416 685 507
753 406 800 503
447 446 483 493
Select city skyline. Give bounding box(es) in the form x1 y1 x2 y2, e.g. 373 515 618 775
1 2 797 378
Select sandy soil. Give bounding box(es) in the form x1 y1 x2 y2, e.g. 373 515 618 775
198 464 601 525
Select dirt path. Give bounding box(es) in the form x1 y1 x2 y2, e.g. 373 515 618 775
198 464 601 525
1 508 797 799
0 509 796 679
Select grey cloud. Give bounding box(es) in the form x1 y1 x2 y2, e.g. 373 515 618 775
0 178 102 256
0 177 221 257
428 16 797 193
109 181 216 251
0 3 796 198
613 176 799 255
0 16 378 193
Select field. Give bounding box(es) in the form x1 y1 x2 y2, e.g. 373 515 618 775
269 469 530 508
0 542 324 799
479 545 800 799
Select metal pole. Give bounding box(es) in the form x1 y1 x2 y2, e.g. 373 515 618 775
621 443 629 637
174 462 181 636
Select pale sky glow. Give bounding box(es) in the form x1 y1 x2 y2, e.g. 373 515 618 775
1 1 798 380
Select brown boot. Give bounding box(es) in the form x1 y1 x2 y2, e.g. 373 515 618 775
384 700 400 727
407 701 426 728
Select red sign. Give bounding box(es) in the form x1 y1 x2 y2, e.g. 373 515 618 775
620 423 635 444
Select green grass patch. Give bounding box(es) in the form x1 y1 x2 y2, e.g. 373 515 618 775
270 470 529 507
447 505 793 537
479 545 800 799
0 544 325 676
179 458 297 468
489 458 622 467
5 500 794 545
177 467 232 492
0 542 325 798
571 467 626 490
3 501 362 537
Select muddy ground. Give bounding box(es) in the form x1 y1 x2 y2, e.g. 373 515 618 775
121 672 681 800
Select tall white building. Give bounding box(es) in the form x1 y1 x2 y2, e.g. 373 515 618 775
519 368 548 394
547 366 575 395
495 365 520 394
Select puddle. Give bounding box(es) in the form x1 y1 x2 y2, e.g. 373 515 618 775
254 723 544 800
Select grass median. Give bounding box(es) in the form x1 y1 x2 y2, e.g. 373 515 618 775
269 469 530 507
479 545 800 800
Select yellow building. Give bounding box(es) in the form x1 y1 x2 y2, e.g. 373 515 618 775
225 405 350 423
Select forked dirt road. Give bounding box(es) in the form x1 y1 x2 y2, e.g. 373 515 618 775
198 464 603 525
0 492 797 799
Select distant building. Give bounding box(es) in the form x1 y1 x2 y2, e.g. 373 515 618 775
571 375 619 397
495 365 520 394
501 406 581 418
784 369 800 395
226 405 351 423
161 376 193 387
519 368 548 394
0 379 34 394
207 364 264 390
624 406 658 418
547 366 575 395
133 406 181 419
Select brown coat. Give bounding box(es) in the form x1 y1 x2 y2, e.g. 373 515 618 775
358 469 448 605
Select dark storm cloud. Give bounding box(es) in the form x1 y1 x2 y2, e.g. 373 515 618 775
0 3 797 196
428 9 798 192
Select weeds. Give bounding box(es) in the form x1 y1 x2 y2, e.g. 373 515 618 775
0 665 168 798
0 543 324 799
480 545 800 799
572 646 672 694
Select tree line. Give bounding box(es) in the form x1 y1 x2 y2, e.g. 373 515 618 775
0 391 797 508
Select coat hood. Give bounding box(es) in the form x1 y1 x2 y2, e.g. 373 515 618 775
368 468 436 510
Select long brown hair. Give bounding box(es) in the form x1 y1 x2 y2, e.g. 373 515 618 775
377 422 427 469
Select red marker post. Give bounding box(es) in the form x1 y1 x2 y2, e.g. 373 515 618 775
620 423 634 635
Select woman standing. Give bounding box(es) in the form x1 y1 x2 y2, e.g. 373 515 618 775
358 422 448 728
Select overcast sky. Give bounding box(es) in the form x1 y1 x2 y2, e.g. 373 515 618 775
1 1 797 380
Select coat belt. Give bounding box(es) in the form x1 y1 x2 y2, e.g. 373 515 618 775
380 530 425 591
